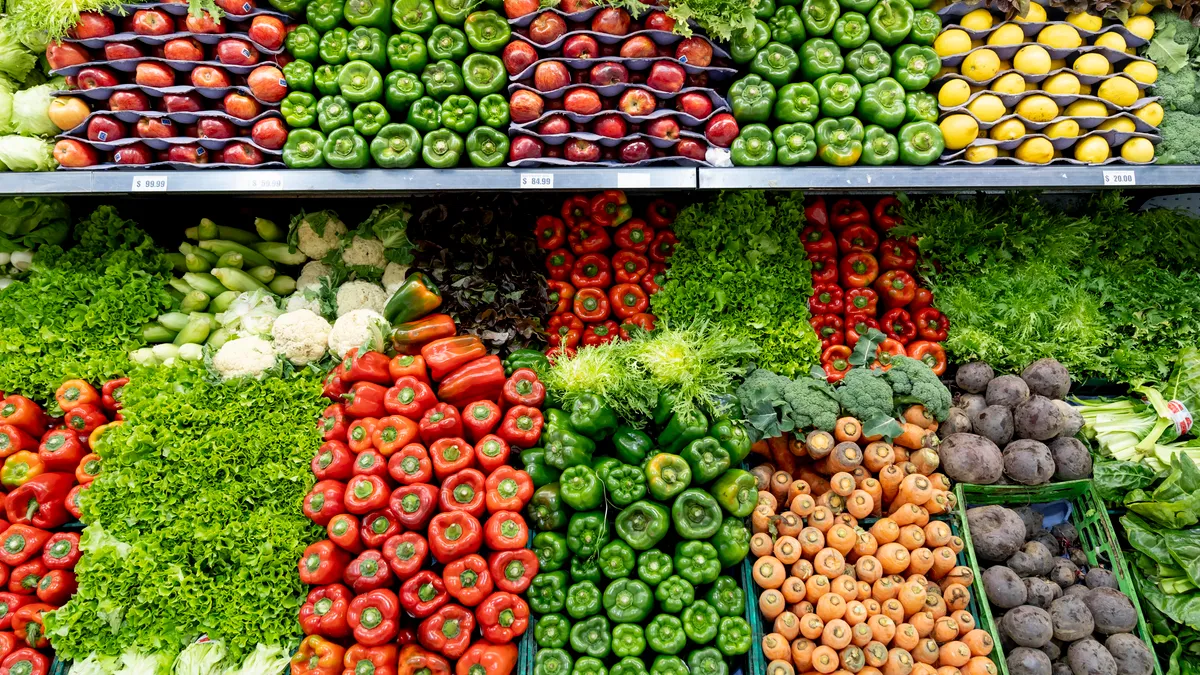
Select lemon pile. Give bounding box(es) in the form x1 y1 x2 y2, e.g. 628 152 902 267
930 1 1160 163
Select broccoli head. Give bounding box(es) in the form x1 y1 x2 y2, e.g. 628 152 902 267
883 355 952 421
836 368 894 423
1151 67 1200 114
1158 111 1200 165
782 377 840 431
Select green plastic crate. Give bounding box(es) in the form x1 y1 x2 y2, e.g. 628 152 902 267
50 657 69 675
955 480 1163 675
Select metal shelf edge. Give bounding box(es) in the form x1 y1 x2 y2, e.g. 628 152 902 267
698 165 1199 190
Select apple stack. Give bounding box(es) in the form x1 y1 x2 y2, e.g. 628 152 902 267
47 0 291 170
502 0 741 166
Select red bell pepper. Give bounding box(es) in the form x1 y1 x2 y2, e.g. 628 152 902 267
423 336 488 382
822 345 853 383
438 356 506 410
392 314 458 356
879 239 917 271
386 377 438 421
571 254 612 289
63 404 106 436
809 283 844 315
5 473 72 529
361 510 400 550
831 198 870 229
462 402 501 444
914 307 948 342
489 549 539 594
41 533 80 570
646 198 677 227
612 251 649 285
348 588 400 646
340 348 393 385
0 567 9 592
845 288 878 316
590 190 632 227
0 428 34 461
345 475 389 515
0 454 42 490
390 483 438 531
65 485 85 520
561 195 590 227
390 354 430 385
419 604 475 659
328 514 364 554
304 480 347 526
323 370 348 402
485 466 533 513
0 527 48 567
614 220 653 254
839 224 878 255
343 383 389 419
907 341 948 376
476 591 530 645
546 346 576 362
384 532 429 580
641 263 666 296
474 435 511 475
809 254 838 286
345 550 393 594
355 449 390 479
535 215 567 250
398 644 451 675
840 253 879 288
874 270 916 309
0 398 43 439
439 469 486 518
443 553 493 607
292 636 344 675
802 226 837 256
35 569 75 606
457 641 518 675
574 288 610 322
300 540 352 586
619 313 656 340
806 196 829 227
419 404 463 444
649 231 676 262
873 196 902 230
875 338 907 370
0 596 30 632
100 378 128 413
548 281 575 314
388 444 433 485
844 314 880 350
909 287 934 312
347 418 379 453
431 437 475 480
7 562 43 596
55 380 99 413
809 314 844 351
320 404 348 442
344 645 397 675
399 569 448 618
428 511 482 564
314 441 354 481
547 313 584 349
497 406 543 450
0 633 13 662
75 453 100 485
502 370 545 409
568 222 611 256
545 248 576 282
610 284 649 320
372 416 419 456
881 308 917 344
10 603 49 648
484 510 528 551
0 648 46 675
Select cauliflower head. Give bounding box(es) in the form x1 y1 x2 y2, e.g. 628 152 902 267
382 262 409 295
291 210 347 260
336 281 388 317
212 336 277 380
297 261 334 291
272 309 332 366
329 309 389 359
340 236 387 279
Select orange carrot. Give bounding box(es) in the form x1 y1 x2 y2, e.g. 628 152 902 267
789 434 809 457
793 638 817 672
951 610 975 635
946 537 964 555
836 513 859 529
810 506 835 533
782 576 807 604
847 490 874 520
929 547 956 580
834 417 863 442
852 621 874 647
962 657 997 675
868 615 896 645
845 600 869 626
927 473 951 491
779 511 804 538
938 666 962 675
933 617 959 643
890 504 926 527
814 547 847 578
897 524 926 550
854 529 880 559
863 599 881 617
772 471 794 502
923 522 951 548
823 619 853 650
800 527 827 559
864 666 885 675
894 474 933 508
962 630 993 657
895 423 932 450
792 559 815 581
850 466 870 485
913 664 938 675
753 504 776 533
880 598 904 624
793 600 816 617
801 613 827 640
771 436 797 475
897 580 926 615
817 592 847 622
883 648 914 675
879 465 905 504
813 645 840 674
776 611 801 641
865 642 889 669
823 443 865 475
943 584 970 612
925 491 953 516
924 593 947 620
907 548 935 577
909 610 935 638
827 524 857 556
790 479 812 504
842 645 867 671
798 466 833 496
912 639 939 666
756 556 787 589
856 555 883 584
751 532 775 557
792 492 817 518
806 575 832 604
858 580 873 601
831 472 857 497
807 430 836 459
832 574 860 601
904 405 936 429
938 567 973 592
759 491 780 513
768 660 797 675
761 588 787 620
869 518 900 544
751 440 772 458
909 449 940 476
892 624 919 651
763 633 791 661
893 447 910 464
872 577 899 603
938 642 971 668
862 442 896 473
775 536 803 565
877 543 911 575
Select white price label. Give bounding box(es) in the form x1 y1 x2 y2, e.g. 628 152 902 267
245 173 284 190
1103 170 1136 186
131 175 168 192
617 172 651 189
520 173 554 189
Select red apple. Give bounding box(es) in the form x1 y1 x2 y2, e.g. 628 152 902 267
646 61 685 93
573 69 588 84
676 91 713 119
528 12 567 45
46 42 91 70
53 139 100 168
249 15 286 51
562 35 599 60
247 65 287 103
69 12 115 39
185 11 224 33
251 117 287 149
501 41 538 76
132 9 174 36
216 0 254 15
216 39 259 66
109 91 151 111
223 92 261 119
221 143 264 165
104 43 145 60
705 112 738 148
168 143 209 163
77 67 119 90
536 114 571 135
675 37 712 67
686 72 709 88
510 135 544 160
534 61 571 92
646 117 679 140
113 143 153 164
565 139 600 162
163 37 204 61
504 0 540 19
135 62 175 88
87 116 126 142
546 145 564 159
191 66 231 88
588 61 628 86
591 8 631 35
644 10 676 31
509 90 545 123
676 138 706 160
162 92 204 113
136 117 177 138
563 87 602 115
617 88 655 115
559 0 594 12
48 97 91 131
592 114 627 138
618 35 656 59
619 139 651 163
197 117 238 138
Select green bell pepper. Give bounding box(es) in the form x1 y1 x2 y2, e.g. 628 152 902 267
385 70 424 113
612 657 648 675
504 348 549 376
427 25 469 62
574 657 606 675
707 576 746 618
868 0 914 46
646 614 686 655
613 499 669 551
654 575 694 614
839 0 877 15
717 617 753 656
749 43 799 88
339 60 384 103
680 437 731 484
905 91 938 122
315 64 342 96
324 127 370 168
439 94 477 133
658 407 707 454
433 0 473 23
529 571 567 614
319 27 349 65
861 128 898 166
284 60 315 93
283 91 317 128
567 509 608 557
283 129 327 168
637 550 672 587
688 647 728 675
308 0 345 32
651 656 688 675
709 418 752 464
352 101 390 136
317 95 353 133
270 0 306 13
527 483 568 531
645 453 691 501
600 539 636 580
801 37 844 80
756 0 777 17
347 27 388 71
571 556 602 585
682 599 720 644
858 76 906 128
466 127 509 167
833 10 870 48
711 468 759 517
478 93 510 127
533 531 569 571
522 447 562 488
613 624 645 658
672 488 722 539
286 25 320 62
898 120 944 165
603 578 652 623
710 516 751 568
465 10 511 52
604 464 646 507
570 617 611 660
462 53 508 97
770 5 806 46
774 122 818 165
910 10 941 45
611 427 652 465
816 116 864 166
393 0 437 34
421 59 465 100
729 75 777 124
544 422 596 469
730 19 770 64
534 649 571 675
566 580 601 619
570 394 617 441
847 40 891 83
535 613 571 649
345 0 390 28
652 391 678 428
774 83 819 123
674 540 721 585
892 44 939 90
592 457 621 485
801 0 840 35
388 32 429 72
560 464 602 510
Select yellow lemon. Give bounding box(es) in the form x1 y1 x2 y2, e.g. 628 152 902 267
1121 137 1155 161
971 39 986 48
968 93 1007 121
1038 24 1083 49
1079 83 1093 95
1098 117 1136 131
934 28 973 56
1097 76 1139 107
987 23 1026 45
961 8 995 30
997 59 1013 70
1065 100 1109 116
990 117 1027 140
938 65 959 78
1074 135 1111 162
1016 94 1060 121
939 79 972 107
965 144 999 161
1025 81 1040 91
1066 12 1103 31
970 84 986 93
1016 2 1047 22
1134 0 1155 14
940 114 980 149
993 72 1027 93
962 48 1002 80
1073 52 1112 75
1135 101 1164 126
1124 60 1158 84
1014 45 1052 74
1043 72 1081 94
1125 15 1155 39
1050 58 1068 69
1093 31 1127 51
1045 119 1080 137
1016 137 1054 163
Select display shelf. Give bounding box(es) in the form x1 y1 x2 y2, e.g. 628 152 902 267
698 165 1197 191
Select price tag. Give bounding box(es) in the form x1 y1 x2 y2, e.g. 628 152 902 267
131 175 168 192
1103 170 1135 186
244 173 284 190
520 173 554 189
617 172 651 189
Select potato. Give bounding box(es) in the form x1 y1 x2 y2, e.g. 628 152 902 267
1104 634 1154 675
984 565 1029 608
1067 547 1088 569
1014 506 1045 540
1015 395 1066 441
1022 358 1071 399
1063 584 1090 598
1032 529 1062 556
1067 639 1117 675
1003 439 1056 485
1050 437 1092 481
1053 523 1079 546
1053 662 1073 675
1024 578 1058 609
942 434 1004 485
1009 542 1054 577
1002 605 1054 648
1009 647 1052 675
969 505 1028 561
987 374 1030 408
1049 594 1094 641
941 407 974 437
975 405 1015 447
1085 569 1118 590
1050 559 1080 589
1083 587 1137 634
1041 640 1063 661
958 362 996 393
1054 400 1085 437
959 393 988 425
